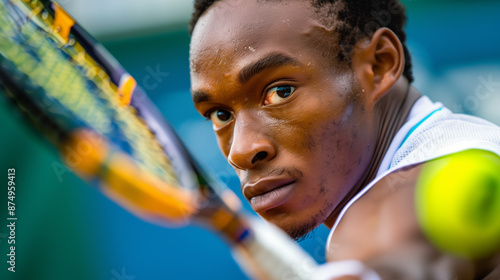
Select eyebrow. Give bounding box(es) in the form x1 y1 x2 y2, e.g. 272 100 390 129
238 53 301 84
192 53 301 104
192 89 211 104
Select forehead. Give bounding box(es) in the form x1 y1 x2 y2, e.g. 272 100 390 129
189 0 335 76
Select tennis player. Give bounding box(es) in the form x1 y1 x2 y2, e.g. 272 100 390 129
188 0 500 278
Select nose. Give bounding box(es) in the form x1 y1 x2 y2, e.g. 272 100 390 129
228 116 276 170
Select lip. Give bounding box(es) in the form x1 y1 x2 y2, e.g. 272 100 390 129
243 177 296 212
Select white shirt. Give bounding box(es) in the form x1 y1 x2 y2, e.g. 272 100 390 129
315 96 500 280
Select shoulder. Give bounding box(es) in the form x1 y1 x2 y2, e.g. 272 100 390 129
327 149 500 278
326 164 423 262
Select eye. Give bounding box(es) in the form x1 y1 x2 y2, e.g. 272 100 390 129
264 85 295 105
209 109 233 129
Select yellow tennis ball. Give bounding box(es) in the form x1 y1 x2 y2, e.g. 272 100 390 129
415 149 500 259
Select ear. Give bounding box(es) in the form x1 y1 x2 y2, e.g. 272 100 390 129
351 27 405 106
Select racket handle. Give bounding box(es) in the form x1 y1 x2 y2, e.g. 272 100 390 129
231 217 318 280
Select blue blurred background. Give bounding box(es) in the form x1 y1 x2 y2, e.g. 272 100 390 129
0 0 499 279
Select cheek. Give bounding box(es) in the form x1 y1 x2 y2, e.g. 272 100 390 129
304 104 369 197
308 115 352 179
215 130 233 159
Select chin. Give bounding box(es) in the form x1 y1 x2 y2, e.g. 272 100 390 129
261 211 321 241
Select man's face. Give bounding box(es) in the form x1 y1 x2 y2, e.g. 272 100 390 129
190 0 376 239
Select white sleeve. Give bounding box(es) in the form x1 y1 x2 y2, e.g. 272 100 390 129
311 260 382 280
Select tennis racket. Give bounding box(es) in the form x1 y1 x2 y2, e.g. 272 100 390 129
0 1 318 279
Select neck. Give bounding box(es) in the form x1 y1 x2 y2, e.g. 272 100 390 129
324 78 421 228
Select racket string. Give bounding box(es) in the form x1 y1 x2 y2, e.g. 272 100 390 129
1 0 182 187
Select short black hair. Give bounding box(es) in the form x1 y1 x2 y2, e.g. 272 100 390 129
189 0 414 83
